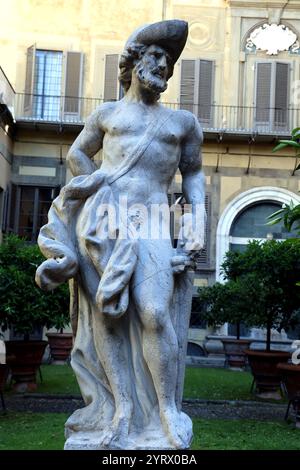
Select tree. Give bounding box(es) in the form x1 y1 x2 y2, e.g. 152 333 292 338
221 240 300 351
198 276 257 340
0 234 70 340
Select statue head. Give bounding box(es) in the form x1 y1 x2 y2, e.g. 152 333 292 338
119 20 188 95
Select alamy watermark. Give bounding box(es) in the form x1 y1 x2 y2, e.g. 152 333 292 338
94 196 206 249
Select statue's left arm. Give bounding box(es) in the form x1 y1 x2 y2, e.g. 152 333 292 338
179 113 206 252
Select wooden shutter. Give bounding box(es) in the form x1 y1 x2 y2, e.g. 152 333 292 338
63 52 84 120
103 54 119 102
180 59 214 126
24 44 36 115
255 62 272 126
274 62 289 130
180 60 196 114
198 60 214 126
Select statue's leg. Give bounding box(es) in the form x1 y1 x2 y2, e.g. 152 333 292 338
65 290 115 434
131 240 190 448
91 310 133 447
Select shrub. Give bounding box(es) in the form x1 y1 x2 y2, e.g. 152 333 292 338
0 234 70 340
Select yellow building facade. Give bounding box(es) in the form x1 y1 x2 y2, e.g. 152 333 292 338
1 0 300 349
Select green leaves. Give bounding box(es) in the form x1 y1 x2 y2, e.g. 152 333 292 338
199 239 300 348
0 234 70 336
267 200 300 234
272 142 289 152
272 140 300 151
272 127 300 171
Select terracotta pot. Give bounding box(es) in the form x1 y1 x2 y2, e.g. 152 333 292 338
221 338 252 369
246 349 290 396
46 333 73 363
5 340 47 392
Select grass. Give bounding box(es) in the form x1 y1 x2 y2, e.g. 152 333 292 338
32 365 255 401
184 367 254 401
1 366 296 450
0 412 68 450
192 419 300 450
37 364 79 395
0 413 299 450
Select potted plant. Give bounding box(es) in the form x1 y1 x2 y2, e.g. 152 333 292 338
0 235 70 391
198 278 253 369
222 239 300 397
267 152 300 421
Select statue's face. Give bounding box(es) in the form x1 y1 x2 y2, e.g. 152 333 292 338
134 44 170 94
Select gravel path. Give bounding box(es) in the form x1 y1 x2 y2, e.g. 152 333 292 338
2 394 291 421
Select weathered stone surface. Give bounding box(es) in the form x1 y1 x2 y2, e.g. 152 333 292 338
35 19 206 450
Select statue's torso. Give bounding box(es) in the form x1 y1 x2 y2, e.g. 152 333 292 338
99 101 187 206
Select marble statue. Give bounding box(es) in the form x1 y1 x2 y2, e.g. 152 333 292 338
35 19 206 450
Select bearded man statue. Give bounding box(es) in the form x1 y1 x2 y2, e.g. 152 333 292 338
36 19 206 450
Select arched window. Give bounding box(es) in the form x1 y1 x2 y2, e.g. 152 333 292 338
229 201 297 252
216 187 300 281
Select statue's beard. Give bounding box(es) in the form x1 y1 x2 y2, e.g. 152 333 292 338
135 63 167 95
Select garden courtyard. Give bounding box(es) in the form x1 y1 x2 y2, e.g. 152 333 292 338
1 365 300 450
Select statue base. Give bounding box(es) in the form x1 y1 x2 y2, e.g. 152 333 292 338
64 429 191 450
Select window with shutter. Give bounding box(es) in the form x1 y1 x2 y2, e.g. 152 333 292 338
274 62 289 129
63 52 84 120
180 59 214 127
198 60 214 126
255 62 272 126
23 47 84 121
104 54 120 102
255 61 289 131
180 59 196 114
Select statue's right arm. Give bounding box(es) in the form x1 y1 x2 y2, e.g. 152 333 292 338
67 107 105 177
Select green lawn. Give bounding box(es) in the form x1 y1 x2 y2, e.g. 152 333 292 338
0 412 67 450
184 366 253 401
0 412 299 450
34 365 255 401
37 364 79 395
192 419 300 450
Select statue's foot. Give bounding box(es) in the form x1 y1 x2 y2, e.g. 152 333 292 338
160 408 192 449
65 405 105 436
101 413 130 449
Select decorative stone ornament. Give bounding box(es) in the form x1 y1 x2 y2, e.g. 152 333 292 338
246 24 300 55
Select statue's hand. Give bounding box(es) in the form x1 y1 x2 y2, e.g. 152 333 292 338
183 232 205 252
178 213 205 253
171 254 191 274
